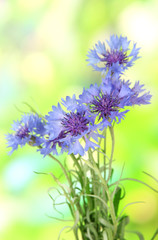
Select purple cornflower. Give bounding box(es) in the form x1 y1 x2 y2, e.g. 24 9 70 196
6 114 45 154
79 76 151 130
87 35 140 76
61 112 89 136
90 93 121 120
40 95 101 156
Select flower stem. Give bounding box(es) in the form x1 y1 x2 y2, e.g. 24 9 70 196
88 148 117 237
48 153 73 188
103 128 107 180
107 126 115 183
70 153 83 173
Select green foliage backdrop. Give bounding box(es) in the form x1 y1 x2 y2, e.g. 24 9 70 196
1 0 158 239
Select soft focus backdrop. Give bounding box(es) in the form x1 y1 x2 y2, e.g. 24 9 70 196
1 0 158 239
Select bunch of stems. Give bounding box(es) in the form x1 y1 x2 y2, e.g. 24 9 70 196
41 124 158 240
43 126 125 239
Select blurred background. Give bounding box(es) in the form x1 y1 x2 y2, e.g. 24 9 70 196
1 0 158 239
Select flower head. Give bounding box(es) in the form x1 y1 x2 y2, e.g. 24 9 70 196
40 95 100 156
87 35 140 76
79 76 151 130
6 114 45 154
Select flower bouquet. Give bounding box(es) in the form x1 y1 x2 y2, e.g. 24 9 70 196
6 35 158 240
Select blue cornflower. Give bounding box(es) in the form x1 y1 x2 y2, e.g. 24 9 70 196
6 114 45 154
79 76 151 130
40 95 101 157
87 35 140 76
130 81 152 105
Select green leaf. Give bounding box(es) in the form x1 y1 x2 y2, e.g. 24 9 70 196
84 209 96 223
143 171 158 184
85 178 94 211
111 163 125 200
48 193 65 218
151 228 158 240
68 210 80 232
16 101 44 119
105 228 114 239
113 187 122 217
98 217 114 229
126 230 145 240
87 224 99 239
95 149 111 162
116 216 129 239
23 101 37 112
118 201 145 220
82 194 108 209
112 177 158 193
57 226 72 240
33 171 48 175
103 231 108 240
46 215 73 222
81 158 108 193
67 201 74 218
86 227 93 240
109 168 114 181
14 104 29 114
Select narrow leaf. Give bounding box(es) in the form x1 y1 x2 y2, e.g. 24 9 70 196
46 214 73 222
57 226 72 240
143 171 158 184
106 228 113 239
116 216 129 239
112 163 125 200
67 210 80 232
14 104 28 114
48 193 64 218
84 209 95 223
110 177 158 193
33 171 48 175
118 201 145 219
99 217 114 229
151 228 158 240
103 231 108 240
126 230 145 240
121 178 158 193
113 187 122 217
86 227 93 240
87 224 98 239
82 194 108 209
23 102 38 114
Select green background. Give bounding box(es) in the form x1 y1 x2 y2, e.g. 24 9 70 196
1 0 158 239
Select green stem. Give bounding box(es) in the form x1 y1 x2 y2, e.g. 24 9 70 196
88 148 117 237
70 154 86 221
32 145 73 188
70 153 83 173
49 172 76 213
49 154 83 240
107 126 115 183
97 147 100 168
88 150 98 229
103 128 107 180
32 145 82 239
73 228 80 240
49 153 72 186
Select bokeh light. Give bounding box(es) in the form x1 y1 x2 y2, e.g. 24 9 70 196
1 0 158 239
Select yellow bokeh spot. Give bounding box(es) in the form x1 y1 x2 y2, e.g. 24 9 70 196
119 2 158 52
16 0 46 12
20 52 54 85
36 0 76 56
125 189 158 223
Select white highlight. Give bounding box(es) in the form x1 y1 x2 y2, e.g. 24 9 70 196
119 2 158 52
